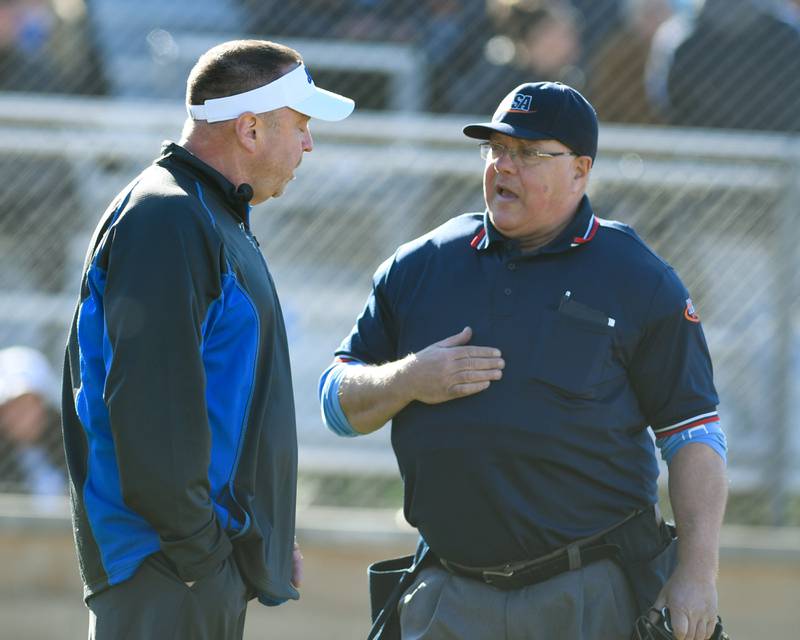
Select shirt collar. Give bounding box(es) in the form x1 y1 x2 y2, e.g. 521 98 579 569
156 141 253 222
471 195 598 255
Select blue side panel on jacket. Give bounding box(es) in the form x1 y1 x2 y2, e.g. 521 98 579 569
75 263 159 585
203 271 259 535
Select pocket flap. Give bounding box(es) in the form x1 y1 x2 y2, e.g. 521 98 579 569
530 308 613 397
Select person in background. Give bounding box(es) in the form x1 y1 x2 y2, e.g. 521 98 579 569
585 0 674 124
0 345 65 499
0 0 107 94
448 0 583 115
656 0 800 131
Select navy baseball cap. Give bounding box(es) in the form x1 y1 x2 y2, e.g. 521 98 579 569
463 82 598 161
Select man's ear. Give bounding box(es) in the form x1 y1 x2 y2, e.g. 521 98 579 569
234 112 260 152
572 156 592 190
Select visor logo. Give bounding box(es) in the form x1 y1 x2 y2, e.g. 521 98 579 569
304 66 313 84
509 93 533 112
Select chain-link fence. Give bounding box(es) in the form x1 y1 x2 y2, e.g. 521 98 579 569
1 0 799 526
3 0 800 126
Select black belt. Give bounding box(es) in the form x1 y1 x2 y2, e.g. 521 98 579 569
440 543 619 590
438 507 656 591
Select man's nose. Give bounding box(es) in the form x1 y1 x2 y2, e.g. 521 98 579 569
493 149 515 173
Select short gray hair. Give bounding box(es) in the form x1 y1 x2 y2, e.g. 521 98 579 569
186 39 302 106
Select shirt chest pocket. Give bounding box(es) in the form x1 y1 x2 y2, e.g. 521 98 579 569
529 308 614 398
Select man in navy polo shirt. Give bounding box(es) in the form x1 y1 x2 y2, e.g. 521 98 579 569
320 82 727 640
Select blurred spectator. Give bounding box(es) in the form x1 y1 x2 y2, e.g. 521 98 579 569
645 2 695 115
569 0 624 61
421 0 492 112
335 0 419 42
0 0 58 91
0 0 107 94
242 0 415 110
243 0 489 112
243 0 360 39
242 0 592 115
243 0 421 41
0 346 65 498
447 0 584 115
658 0 800 131
512 1 582 80
585 0 674 124
248 0 481 45
335 0 492 112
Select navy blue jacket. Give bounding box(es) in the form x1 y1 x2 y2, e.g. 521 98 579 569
62 142 298 604
336 196 718 566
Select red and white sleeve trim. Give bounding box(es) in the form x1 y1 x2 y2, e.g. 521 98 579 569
652 411 719 438
335 355 365 365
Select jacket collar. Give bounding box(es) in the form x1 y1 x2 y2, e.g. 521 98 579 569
156 141 253 223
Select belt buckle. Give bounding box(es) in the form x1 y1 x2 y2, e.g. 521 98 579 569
481 564 515 585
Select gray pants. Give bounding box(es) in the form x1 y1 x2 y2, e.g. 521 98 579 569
87 552 250 640
398 558 637 640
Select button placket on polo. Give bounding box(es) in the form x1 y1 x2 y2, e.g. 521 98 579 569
492 255 520 317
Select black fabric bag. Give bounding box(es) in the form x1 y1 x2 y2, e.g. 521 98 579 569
367 540 430 640
605 513 679 615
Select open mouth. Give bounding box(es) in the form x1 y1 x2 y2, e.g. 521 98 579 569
496 185 518 200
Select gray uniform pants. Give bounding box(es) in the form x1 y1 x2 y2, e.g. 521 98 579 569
398 558 637 640
87 552 250 640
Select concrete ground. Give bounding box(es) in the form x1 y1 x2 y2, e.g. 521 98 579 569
1 500 798 639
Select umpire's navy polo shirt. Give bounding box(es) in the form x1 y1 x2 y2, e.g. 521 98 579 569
336 195 718 566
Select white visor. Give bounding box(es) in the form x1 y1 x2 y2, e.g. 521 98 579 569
187 63 355 123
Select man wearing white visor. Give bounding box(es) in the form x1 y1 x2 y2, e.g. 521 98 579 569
61 40 354 640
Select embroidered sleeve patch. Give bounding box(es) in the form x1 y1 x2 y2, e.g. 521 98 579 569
684 297 700 323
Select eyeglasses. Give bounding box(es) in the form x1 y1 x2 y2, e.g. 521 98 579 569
479 142 577 167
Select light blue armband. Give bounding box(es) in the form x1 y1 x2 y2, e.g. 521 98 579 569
319 360 362 438
656 420 727 465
